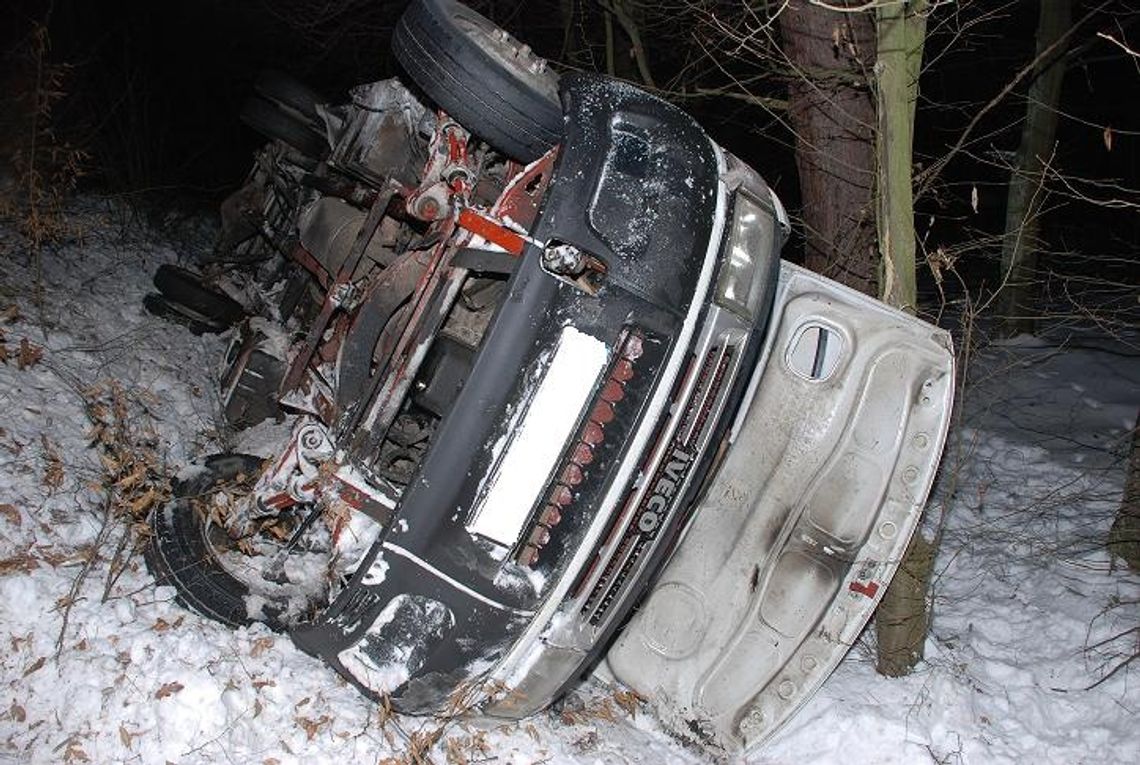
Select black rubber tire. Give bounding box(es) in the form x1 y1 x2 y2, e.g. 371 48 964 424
153 265 246 326
392 0 561 162
143 293 231 335
239 96 329 159
253 69 324 127
146 453 291 630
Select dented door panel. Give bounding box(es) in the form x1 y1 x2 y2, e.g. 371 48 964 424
606 261 955 755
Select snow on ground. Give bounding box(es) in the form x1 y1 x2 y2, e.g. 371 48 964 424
0 200 1136 764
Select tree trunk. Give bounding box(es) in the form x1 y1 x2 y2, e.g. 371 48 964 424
998 0 1072 338
1108 411 1140 572
876 532 935 676
871 0 931 678
778 0 878 296
874 0 926 312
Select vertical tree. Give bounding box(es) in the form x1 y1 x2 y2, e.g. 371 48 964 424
997 0 1073 337
874 0 926 313
778 0 879 296
869 0 931 678
1108 412 1140 571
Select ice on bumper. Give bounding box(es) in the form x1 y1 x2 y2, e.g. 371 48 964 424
337 594 455 696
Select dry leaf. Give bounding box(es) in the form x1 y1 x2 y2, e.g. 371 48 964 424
0 555 39 574
294 714 331 741
17 338 43 370
23 657 45 676
1103 124 1113 152
41 436 64 489
0 504 21 526
118 724 132 749
63 743 89 763
155 681 184 699
612 689 641 717
250 636 274 658
128 487 162 516
116 463 146 490
970 185 979 214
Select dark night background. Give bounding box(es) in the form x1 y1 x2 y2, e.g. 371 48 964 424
3 0 1138 294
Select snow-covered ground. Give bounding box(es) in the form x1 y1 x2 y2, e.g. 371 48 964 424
1 201 1136 763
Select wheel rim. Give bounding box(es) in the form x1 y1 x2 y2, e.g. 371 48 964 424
190 482 333 625
450 8 559 103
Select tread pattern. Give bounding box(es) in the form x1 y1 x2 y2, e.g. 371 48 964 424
153 265 246 326
146 454 289 631
240 96 329 159
392 0 562 162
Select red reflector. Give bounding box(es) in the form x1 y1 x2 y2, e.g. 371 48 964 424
540 505 562 526
515 328 646 568
571 443 595 466
561 463 584 486
582 422 605 446
850 580 880 598
591 401 615 424
601 380 625 403
551 484 574 507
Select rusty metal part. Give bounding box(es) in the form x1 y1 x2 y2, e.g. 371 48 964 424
456 208 529 255
300 172 380 208
280 184 399 395
405 115 476 222
335 249 430 415
344 215 467 458
540 241 585 274
407 181 453 221
540 241 608 295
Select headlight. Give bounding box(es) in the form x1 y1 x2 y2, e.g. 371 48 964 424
714 192 775 320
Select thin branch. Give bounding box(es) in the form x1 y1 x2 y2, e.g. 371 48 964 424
1097 30 1140 60
599 0 657 88
690 86 788 110
915 2 1107 199
54 495 115 658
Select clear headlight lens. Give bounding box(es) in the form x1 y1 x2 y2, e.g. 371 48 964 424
714 193 775 320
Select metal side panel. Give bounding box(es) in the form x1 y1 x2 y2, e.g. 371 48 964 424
605 261 955 756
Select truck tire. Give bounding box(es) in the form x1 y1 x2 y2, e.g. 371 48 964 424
240 96 329 160
146 453 326 631
253 69 324 128
393 0 561 162
152 265 246 326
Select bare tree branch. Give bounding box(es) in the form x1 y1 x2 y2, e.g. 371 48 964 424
914 2 1108 199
